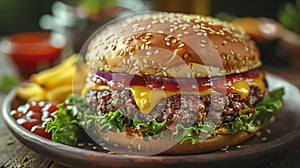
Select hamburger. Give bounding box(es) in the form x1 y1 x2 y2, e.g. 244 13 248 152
77 12 284 155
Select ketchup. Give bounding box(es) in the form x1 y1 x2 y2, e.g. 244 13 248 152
11 101 58 139
91 69 261 92
1 32 65 79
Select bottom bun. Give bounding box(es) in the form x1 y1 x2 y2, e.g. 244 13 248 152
90 127 256 155
164 131 254 154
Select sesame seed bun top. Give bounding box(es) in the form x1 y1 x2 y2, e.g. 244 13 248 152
86 12 261 78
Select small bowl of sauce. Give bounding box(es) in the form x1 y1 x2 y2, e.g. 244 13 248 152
0 32 66 79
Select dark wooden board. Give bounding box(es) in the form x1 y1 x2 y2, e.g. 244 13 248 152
0 126 68 168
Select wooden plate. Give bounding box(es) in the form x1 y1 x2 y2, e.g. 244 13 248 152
2 74 300 168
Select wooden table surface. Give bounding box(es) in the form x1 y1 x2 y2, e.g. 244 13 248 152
0 67 300 168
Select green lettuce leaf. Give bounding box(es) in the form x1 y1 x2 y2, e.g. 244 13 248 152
228 88 284 132
172 121 217 144
45 95 82 146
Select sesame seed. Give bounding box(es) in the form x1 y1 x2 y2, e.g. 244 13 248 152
213 45 219 49
236 145 242 149
256 131 262 137
145 36 151 40
164 37 170 41
99 55 104 61
143 58 148 64
158 30 164 34
163 71 168 77
222 40 227 45
201 39 207 44
139 27 146 31
236 53 242 60
135 44 141 50
184 31 189 35
154 50 159 55
167 35 173 38
183 53 189 59
193 24 200 29
230 49 234 55
177 34 183 38
178 43 185 48
127 59 131 65
166 41 171 46
132 23 139 28
133 65 140 71
261 137 267 141
266 128 272 134
146 51 152 56
159 19 165 23
200 44 206 48
144 44 149 50
186 72 191 78
203 32 207 37
152 20 158 24
172 39 177 44
126 46 134 53
147 24 152 29
195 73 202 78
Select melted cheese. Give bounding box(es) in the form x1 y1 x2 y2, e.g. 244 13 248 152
82 71 266 114
251 72 265 94
231 81 250 100
129 86 212 114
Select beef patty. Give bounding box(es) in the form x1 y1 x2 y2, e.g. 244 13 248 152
85 85 264 126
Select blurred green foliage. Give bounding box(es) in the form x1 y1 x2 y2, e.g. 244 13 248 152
0 75 18 92
214 12 236 22
279 0 300 35
79 0 116 12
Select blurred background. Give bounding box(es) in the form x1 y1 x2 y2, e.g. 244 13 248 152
0 0 299 90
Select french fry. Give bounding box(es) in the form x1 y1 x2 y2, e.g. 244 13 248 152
43 67 75 89
31 55 78 86
28 94 47 102
15 54 82 102
46 85 73 102
15 82 46 101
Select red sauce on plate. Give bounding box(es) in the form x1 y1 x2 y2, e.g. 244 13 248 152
10 101 58 139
